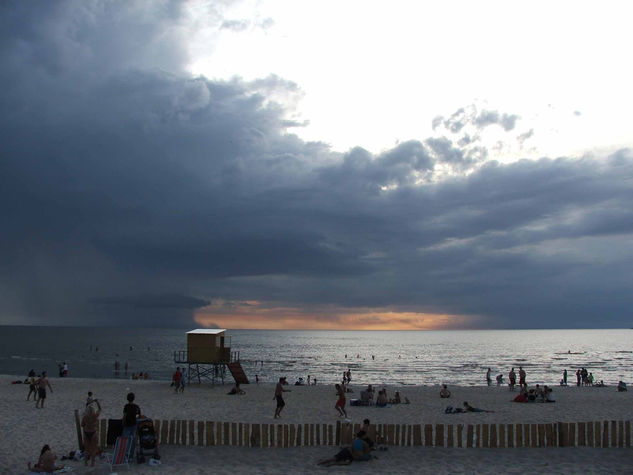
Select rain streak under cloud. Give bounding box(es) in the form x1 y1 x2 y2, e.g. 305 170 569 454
1 1 633 329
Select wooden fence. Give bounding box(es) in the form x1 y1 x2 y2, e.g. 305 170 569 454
98 419 632 449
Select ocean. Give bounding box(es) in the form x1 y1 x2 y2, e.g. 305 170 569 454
1 326 631 386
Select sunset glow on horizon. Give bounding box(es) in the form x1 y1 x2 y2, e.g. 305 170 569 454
193 300 483 330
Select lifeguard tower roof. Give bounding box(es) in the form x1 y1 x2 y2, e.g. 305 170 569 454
187 329 226 335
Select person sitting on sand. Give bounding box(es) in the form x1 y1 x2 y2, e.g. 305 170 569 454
544 386 556 402
512 388 528 403
440 384 451 398
361 419 375 448
28 445 63 473
227 382 245 395
463 401 494 413
496 374 504 385
376 389 388 407
351 430 373 461
618 381 627 392
389 391 401 404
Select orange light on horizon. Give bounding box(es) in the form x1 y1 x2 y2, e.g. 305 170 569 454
193 300 480 330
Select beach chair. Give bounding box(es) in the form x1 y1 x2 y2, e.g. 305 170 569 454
105 436 133 471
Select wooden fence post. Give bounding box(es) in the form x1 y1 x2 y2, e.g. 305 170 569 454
284 425 290 448
457 424 463 448
602 421 609 448
413 425 422 446
160 419 168 445
507 424 514 448
569 423 576 447
618 421 624 448
447 425 454 448
335 421 341 445
328 424 334 446
577 422 586 446
215 421 222 446
197 421 204 446
168 420 176 445
475 425 481 448
466 425 474 448
188 420 195 445
296 423 302 446
262 424 269 448
530 424 538 447
499 424 506 448
482 424 489 448
435 424 444 447
611 421 617 448
231 422 238 446
595 421 601 447
587 421 594 447
250 424 262 448
424 424 433 447
289 425 296 448
626 421 631 448
490 424 497 448
277 424 283 448
516 423 523 447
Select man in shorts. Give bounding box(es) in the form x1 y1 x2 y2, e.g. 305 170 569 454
35 371 53 408
273 377 291 419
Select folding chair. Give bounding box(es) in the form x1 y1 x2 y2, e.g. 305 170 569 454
105 435 133 470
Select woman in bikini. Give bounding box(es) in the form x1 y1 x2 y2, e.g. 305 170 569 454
81 399 102 466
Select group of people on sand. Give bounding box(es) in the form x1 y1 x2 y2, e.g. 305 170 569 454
318 419 378 466
512 384 556 403
507 367 527 390
29 390 145 472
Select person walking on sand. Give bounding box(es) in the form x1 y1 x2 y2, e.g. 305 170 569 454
274 377 291 419
335 383 348 417
35 371 53 408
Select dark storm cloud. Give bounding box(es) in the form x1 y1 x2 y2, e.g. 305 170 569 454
1 1 633 328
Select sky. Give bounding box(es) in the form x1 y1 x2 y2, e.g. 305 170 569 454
1 0 632 330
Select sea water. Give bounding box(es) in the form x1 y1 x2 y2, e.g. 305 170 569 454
0 327 631 386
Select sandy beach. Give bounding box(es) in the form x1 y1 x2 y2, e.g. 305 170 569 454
3 375 632 474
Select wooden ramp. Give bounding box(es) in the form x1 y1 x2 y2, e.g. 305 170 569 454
227 362 249 384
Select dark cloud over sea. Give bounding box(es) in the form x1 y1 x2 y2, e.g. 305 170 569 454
1 1 632 328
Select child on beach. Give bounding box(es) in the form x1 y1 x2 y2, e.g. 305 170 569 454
440 384 451 398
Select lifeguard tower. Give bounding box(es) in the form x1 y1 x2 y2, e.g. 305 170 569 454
173 329 248 385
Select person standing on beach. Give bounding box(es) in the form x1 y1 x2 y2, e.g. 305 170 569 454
172 367 182 393
122 392 141 440
518 367 526 389
81 398 101 467
274 377 291 419
563 369 568 386
35 371 53 408
485 368 492 386
27 369 37 401
508 368 516 391
335 383 348 418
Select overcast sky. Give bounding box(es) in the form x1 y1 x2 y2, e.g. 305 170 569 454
1 1 632 329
